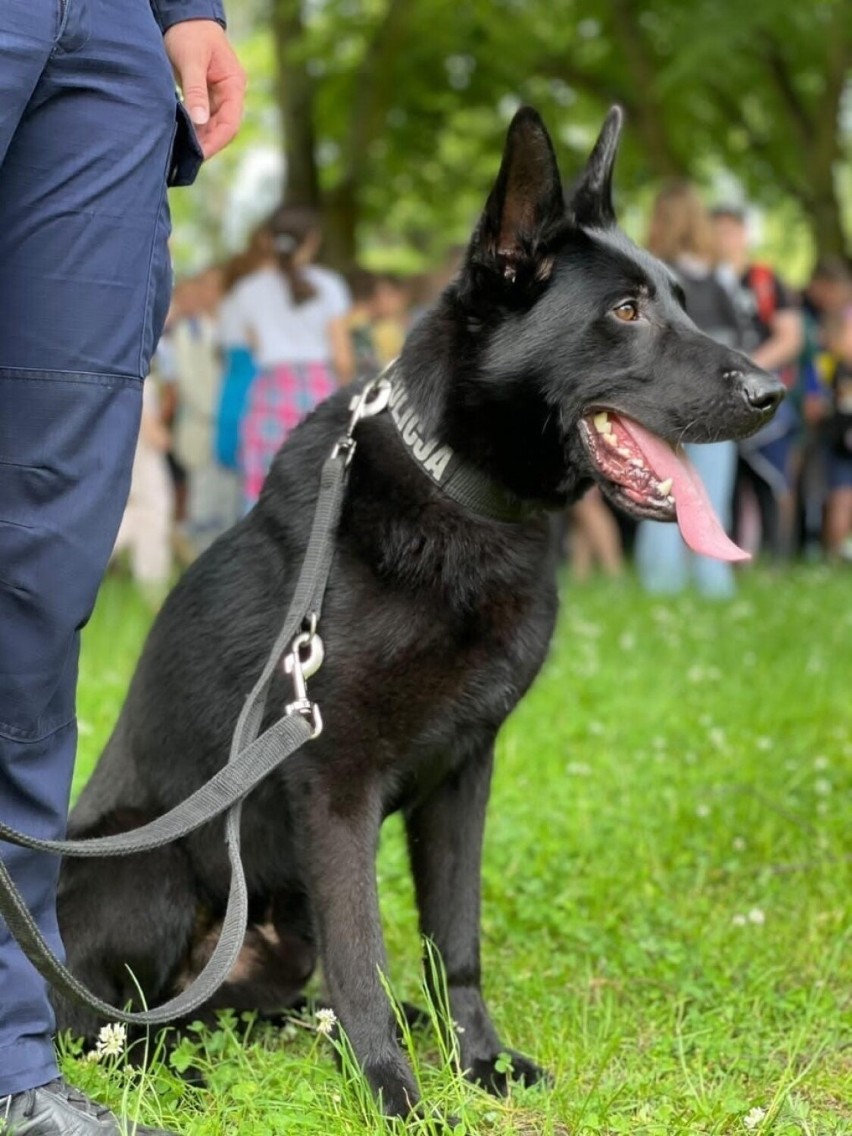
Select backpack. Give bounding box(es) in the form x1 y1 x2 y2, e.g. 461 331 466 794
677 267 749 350
745 263 778 328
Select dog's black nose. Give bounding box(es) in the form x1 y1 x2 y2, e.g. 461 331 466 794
733 371 786 413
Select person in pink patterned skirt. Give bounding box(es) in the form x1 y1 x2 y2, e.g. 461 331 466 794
231 206 355 506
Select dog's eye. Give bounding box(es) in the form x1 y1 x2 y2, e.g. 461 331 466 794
613 300 640 322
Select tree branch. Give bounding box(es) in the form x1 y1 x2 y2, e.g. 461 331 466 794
761 36 813 147
704 79 811 202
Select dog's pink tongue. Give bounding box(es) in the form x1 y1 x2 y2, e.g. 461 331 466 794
618 417 750 562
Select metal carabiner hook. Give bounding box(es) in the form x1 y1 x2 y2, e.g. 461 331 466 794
283 631 325 738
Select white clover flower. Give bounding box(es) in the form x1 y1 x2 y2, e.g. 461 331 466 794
85 1049 101 1063
95 1022 126 1058
732 837 747 853
814 778 832 796
696 803 711 819
747 907 766 926
743 1105 766 1129
813 755 829 771
315 1008 338 1036
731 914 747 927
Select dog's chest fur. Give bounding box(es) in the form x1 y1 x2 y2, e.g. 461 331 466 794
313 530 559 812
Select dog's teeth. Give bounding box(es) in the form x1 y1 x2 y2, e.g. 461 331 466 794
667 494 676 505
593 412 612 434
603 433 619 449
630 458 645 468
657 478 673 497
617 447 631 458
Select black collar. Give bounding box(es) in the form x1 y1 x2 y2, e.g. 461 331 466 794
384 371 542 524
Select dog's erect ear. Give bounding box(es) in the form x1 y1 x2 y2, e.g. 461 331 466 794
569 106 623 229
472 106 565 283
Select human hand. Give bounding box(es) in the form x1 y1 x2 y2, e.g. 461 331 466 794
164 20 246 159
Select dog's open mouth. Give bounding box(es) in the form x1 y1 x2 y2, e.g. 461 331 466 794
579 410 750 562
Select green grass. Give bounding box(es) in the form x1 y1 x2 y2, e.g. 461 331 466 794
63 566 852 1135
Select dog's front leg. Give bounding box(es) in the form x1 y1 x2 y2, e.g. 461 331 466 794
301 776 420 1117
406 745 549 1094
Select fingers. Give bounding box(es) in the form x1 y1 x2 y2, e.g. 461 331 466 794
194 70 246 159
178 59 212 129
164 22 245 159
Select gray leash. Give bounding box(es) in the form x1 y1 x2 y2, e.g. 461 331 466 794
0 374 392 1026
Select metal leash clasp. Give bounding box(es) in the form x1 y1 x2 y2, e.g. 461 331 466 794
284 624 325 738
330 363 394 466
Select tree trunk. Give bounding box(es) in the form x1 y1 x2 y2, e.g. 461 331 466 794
322 180 359 271
809 191 849 262
607 0 687 180
271 0 320 208
762 20 850 259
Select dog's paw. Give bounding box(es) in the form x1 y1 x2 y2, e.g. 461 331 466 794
465 1048 551 1095
363 1056 421 1119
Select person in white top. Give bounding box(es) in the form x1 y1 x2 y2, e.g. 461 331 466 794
231 206 355 505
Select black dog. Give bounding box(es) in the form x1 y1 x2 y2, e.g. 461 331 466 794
56 107 782 1116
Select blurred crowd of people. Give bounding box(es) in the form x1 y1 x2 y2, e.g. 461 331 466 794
113 206 428 605
111 193 852 607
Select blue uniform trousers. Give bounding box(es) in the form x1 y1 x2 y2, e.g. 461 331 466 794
0 0 200 1095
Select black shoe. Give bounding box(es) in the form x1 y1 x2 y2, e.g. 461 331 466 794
1 1078 175 1135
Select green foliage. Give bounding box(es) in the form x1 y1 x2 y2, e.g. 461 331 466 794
168 0 849 271
67 566 852 1133
266 0 849 266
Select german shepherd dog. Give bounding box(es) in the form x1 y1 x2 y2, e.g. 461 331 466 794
56 107 782 1115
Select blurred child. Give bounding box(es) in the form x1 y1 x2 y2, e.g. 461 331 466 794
169 266 243 554
232 205 354 506
820 310 852 559
370 274 410 364
215 233 269 471
567 489 624 582
346 269 381 376
112 377 173 609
